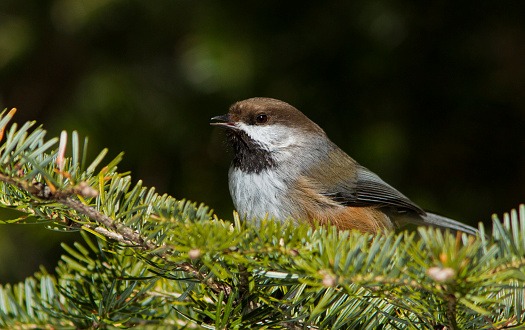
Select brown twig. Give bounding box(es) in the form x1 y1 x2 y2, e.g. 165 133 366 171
0 173 230 294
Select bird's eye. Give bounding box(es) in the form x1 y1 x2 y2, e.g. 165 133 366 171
256 114 269 125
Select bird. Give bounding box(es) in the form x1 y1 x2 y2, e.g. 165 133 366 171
211 97 477 235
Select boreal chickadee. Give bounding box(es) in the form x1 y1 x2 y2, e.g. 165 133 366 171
211 97 477 235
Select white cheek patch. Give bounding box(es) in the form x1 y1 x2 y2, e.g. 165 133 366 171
236 123 302 151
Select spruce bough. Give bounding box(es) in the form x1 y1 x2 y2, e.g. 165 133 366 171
0 109 523 329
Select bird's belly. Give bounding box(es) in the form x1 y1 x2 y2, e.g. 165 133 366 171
228 167 292 224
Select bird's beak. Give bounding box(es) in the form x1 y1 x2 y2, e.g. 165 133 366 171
210 114 237 130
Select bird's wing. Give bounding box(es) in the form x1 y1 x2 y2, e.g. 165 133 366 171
309 147 477 233
355 166 425 213
307 145 425 215
324 165 425 215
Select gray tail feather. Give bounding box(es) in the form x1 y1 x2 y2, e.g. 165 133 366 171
408 212 479 236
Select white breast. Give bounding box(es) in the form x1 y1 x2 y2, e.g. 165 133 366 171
228 166 292 225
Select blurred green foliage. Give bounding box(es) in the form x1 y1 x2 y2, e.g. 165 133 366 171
0 0 524 283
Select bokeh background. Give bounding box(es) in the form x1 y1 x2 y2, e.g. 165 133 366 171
0 1 524 283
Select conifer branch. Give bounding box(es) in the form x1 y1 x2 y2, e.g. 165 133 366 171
0 111 523 328
0 172 230 295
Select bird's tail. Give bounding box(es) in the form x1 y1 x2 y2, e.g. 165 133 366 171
406 212 479 236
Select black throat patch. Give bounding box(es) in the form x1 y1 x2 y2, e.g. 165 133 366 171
226 130 276 174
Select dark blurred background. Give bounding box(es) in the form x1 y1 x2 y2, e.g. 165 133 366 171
0 1 524 283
